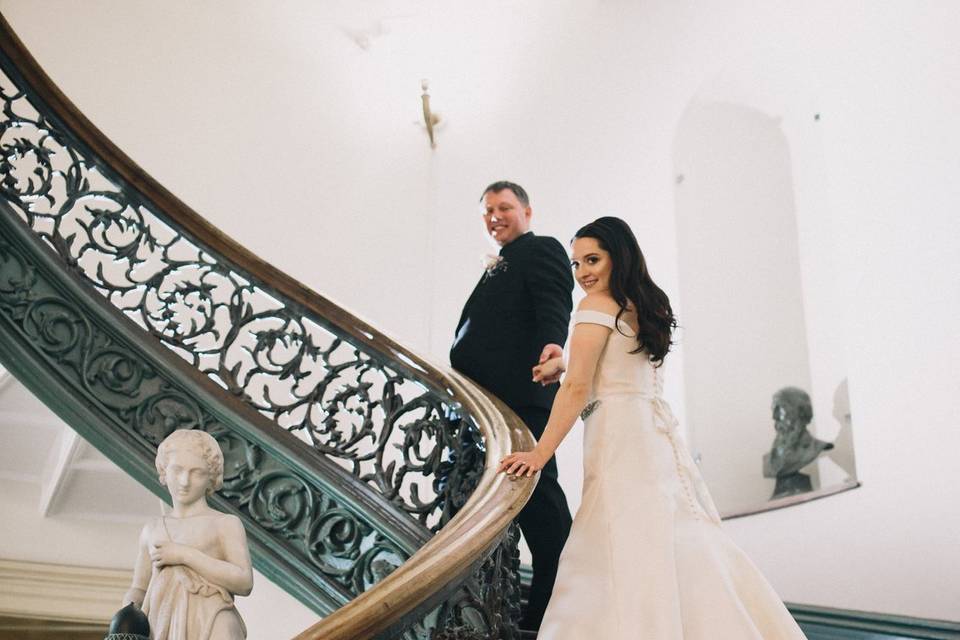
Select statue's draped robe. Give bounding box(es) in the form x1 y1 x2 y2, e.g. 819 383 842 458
143 519 246 640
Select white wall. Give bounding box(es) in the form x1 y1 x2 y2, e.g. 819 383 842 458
1 0 958 622
674 98 817 511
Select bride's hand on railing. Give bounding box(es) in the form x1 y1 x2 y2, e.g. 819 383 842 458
498 448 547 478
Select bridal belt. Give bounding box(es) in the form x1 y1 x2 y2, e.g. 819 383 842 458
582 392 722 525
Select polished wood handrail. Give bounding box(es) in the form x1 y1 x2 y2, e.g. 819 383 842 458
0 11 537 638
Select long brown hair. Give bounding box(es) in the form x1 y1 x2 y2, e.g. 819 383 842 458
573 217 677 365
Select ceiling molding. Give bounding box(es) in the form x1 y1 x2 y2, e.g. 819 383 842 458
52 509 160 526
0 559 130 623
0 410 67 432
0 470 41 484
68 458 125 473
0 614 105 635
0 366 24 397
38 429 81 517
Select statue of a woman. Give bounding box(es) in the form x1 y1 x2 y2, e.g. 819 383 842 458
123 429 253 639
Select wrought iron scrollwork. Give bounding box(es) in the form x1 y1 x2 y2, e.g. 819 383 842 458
428 523 523 640
0 35 523 638
0 61 484 533
0 230 407 597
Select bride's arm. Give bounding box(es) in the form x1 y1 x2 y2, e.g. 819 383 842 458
499 319 611 477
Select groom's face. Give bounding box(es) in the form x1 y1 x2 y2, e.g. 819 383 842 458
482 189 532 246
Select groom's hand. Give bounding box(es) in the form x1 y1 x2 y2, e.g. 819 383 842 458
533 343 564 385
533 358 564 384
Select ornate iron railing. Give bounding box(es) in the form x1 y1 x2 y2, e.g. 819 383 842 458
0 13 534 639
0 32 474 537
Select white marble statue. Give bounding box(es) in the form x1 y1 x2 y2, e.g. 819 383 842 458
123 429 253 639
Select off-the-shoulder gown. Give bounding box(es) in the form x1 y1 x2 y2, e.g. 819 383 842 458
538 310 807 639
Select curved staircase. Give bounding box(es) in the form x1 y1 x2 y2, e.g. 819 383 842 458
0 13 534 639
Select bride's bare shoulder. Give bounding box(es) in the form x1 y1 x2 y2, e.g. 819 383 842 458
576 292 620 315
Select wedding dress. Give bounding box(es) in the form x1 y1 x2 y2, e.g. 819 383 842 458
537 310 807 639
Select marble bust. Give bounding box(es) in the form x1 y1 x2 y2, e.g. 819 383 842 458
123 429 253 639
762 387 834 499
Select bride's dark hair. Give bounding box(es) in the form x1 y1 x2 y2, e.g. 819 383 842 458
573 216 677 365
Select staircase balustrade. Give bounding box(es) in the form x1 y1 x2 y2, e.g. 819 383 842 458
0 13 534 639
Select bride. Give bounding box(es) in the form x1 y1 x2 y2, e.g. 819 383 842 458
498 216 807 639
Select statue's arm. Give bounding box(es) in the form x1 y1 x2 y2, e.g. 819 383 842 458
163 515 253 596
123 523 152 606
218 515 254 596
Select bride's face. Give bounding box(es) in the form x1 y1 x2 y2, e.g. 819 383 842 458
571 237 613 294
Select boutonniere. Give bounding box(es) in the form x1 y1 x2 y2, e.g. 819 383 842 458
482 254 509 278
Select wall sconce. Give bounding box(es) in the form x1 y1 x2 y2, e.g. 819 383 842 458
421 79 440 148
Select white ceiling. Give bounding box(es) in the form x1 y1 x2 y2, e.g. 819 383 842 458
0 371 159 525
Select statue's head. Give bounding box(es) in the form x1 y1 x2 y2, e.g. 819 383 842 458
771 387 813 432
155 429 224 497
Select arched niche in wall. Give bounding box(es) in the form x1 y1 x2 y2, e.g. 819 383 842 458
673 95 859 518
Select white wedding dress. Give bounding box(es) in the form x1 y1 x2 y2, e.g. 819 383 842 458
538 310 808 639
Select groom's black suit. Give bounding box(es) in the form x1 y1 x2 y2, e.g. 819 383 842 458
450 231 573 632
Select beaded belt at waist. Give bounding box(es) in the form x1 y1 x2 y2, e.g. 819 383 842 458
580 390 660 420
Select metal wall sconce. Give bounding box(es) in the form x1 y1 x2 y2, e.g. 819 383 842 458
421 79 440 148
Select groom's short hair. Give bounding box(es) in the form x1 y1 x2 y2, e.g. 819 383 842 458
481 181 530 208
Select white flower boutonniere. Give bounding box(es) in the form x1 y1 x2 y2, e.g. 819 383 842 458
482 254 509 278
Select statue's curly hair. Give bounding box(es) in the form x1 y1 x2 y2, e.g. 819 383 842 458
772 387 813 424
155 429 224 495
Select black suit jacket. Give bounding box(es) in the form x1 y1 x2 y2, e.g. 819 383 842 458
450 232 574 411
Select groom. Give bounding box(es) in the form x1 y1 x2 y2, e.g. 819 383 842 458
450 181 573 633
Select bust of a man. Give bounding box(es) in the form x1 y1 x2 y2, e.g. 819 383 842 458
762 387 834 499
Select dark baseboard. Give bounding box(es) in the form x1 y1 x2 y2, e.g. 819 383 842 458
518 566 959 639
0 615 103 640
790 604 960 640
